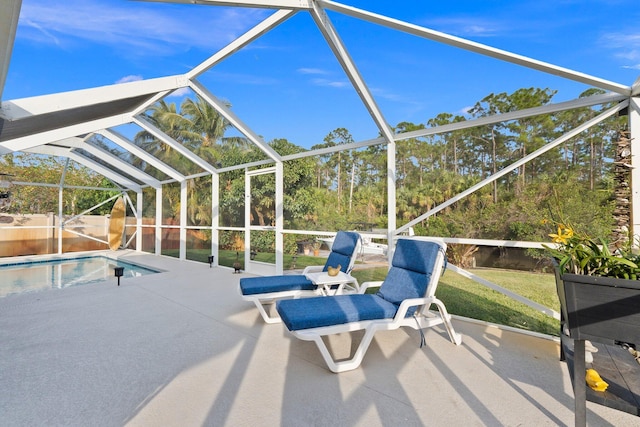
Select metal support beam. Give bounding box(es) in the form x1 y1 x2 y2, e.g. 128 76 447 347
396 101 629 235
309 2 395 144
630 97 640 239
134 115 218 175
387 139 396 263
188 80 282 161
0 0 21 101
72 138 161 188
244 167 251 272
58 159 69 254
97 129 185 182
395 92 628 142
211 172 219 267
278 92 628 164
1 115 132 153
136 191 143 252
140 0 310 9
1 76 185 119
321 0 631 96
180 180 187 260
29 145 139 191
188 9 297 79
275 161 284 274
155 187 163 255
62 193 121 227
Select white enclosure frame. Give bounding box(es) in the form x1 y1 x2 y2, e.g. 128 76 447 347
0 0 638 286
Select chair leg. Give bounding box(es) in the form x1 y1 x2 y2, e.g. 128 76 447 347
308 327 379 373
429 300 462 345
253 300 282 324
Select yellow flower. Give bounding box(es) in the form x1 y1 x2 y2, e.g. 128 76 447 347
562 225 574 239
549 224 573 244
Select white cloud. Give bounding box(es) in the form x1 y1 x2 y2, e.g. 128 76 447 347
115 75 143 84
460 106 474 115
370 87 403 102
17 0 269 56
599 31 640 65
423 17 506 38
600 32 640 46
369 86 425 115
169 87 191 97
311 78 349 88
297 67 350 88
21 18 61 46
298 68 327 75
301 68 347 88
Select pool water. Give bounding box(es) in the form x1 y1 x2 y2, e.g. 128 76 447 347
0 256 159 297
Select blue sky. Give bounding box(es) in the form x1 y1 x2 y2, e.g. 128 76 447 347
4 0 640 149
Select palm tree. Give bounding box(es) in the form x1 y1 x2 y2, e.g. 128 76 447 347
180 95 252 166
133 96 255 226
181 96 227 147
133 100 193 176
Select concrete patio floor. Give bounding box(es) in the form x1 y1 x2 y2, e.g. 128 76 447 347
1 251 637 426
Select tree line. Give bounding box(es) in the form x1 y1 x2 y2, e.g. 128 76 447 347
0 86 625 249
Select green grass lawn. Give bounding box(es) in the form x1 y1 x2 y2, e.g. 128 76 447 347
438 269 559 336
350 267 560 336
164 248 326 270
166 248 560 336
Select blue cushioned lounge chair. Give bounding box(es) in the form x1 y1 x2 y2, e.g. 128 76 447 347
239 231 361 323
276 237 461 372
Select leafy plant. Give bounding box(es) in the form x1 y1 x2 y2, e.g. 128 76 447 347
312 238 322 250
543 223 640 279
284 234 298 256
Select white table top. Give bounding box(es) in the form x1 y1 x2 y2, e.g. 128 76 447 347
305 271 355 285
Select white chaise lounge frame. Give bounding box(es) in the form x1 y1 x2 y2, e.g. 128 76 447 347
285 237 461 372
240 231 362 323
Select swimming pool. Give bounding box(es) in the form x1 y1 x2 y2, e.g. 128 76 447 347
0 256 160 297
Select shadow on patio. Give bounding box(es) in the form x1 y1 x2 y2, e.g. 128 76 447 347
0 252 635 426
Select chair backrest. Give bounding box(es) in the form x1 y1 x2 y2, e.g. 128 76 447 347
376 237 447 311
323 231 362 273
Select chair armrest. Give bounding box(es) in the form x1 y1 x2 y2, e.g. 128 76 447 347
359 281 384 294
303 265 324 274
393 297 435 321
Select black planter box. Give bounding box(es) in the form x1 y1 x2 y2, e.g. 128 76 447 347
559 272 640 346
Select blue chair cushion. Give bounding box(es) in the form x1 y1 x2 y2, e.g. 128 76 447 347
376 267 425 316
322 231 360 272
376 239 443 316
277 294 398 331
391 238 441 275
240 275 314 296
330 231 360 257
324 252 351 273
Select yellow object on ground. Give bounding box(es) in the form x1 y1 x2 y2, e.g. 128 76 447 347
586 368 609 392
108 197 126 251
